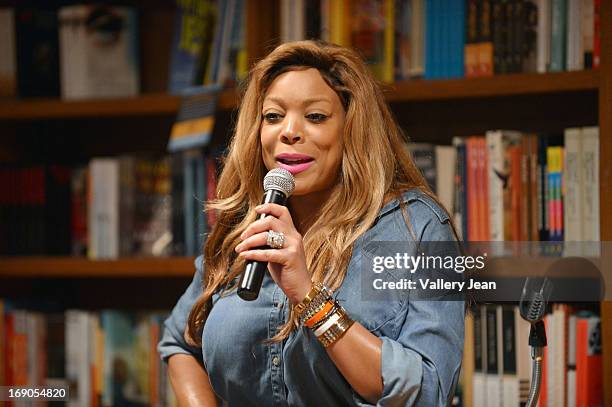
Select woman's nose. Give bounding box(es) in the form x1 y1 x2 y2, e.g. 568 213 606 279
280 118 302 144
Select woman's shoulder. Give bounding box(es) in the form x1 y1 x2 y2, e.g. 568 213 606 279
379 188 450 223
370 188 454 242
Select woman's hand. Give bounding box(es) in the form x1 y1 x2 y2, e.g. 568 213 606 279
234 203 312 304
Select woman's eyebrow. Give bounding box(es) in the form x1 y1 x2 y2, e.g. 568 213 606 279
263 96 332 107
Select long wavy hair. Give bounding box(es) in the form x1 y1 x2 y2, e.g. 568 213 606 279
185 40 448 346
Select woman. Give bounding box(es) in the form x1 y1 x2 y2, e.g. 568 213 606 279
158 40 464 406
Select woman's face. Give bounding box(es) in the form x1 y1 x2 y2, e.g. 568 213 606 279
260 68 346 197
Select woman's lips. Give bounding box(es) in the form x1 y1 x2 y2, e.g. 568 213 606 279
276 160 315 175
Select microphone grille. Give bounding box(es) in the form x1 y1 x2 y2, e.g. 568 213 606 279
263 168 295 197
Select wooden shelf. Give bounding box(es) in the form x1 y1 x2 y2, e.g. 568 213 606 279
0 257 196 278
0 88 240 120
386 70 599 102
0 71 598 120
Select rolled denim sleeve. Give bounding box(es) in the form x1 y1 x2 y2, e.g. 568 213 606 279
157 255 205 362
354 200 465 406
377 297 464 406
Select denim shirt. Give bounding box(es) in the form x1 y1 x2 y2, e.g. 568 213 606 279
158 189 464 406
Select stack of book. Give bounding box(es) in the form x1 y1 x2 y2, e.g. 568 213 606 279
277 0 601 82
0 299 176 407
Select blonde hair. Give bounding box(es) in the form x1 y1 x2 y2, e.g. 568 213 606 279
185 40 440 346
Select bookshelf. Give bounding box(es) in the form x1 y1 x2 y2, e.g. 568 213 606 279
599 1 612 404
0 0 610 405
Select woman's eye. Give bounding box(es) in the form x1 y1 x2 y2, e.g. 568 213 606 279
307 113 327 123
263 112 282 123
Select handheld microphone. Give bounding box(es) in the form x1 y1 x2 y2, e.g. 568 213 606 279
237 168 295 301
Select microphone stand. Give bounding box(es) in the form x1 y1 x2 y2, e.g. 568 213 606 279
519 277 551 407
525 320 547 407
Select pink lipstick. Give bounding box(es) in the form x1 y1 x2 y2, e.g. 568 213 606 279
275 153 315 175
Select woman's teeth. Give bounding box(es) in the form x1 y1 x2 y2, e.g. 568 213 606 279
280 159 311 164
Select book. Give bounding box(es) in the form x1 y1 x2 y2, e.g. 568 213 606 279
563 128 582 243
485 305 501 407
499 306 519 407
593 0 600 68
546 146 564 241
88 158 120 259
206 0 243 85
453 137 468 240
167 0 218 94
168 85 221 153
65 310 93 407
409 0 425 77
473 306 486 407
566 0 583 71
478 0 494 76
536 0 552 73
492 0 508 74
281 0 305 43
15 6 60 97
0 8 16 97
464 0 479 77
435 145 456 214
581 0 594 68
575 315 603 407
349 0 395 82
409 143 436 192
58 5 140 99
394 0 412 80
549 0 567 71
521 0 539 73
101 311 149 406
581 127 600 244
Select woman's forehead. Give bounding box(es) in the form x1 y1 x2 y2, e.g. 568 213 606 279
263 68 341 107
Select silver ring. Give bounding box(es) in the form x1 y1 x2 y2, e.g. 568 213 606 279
267 230 285 249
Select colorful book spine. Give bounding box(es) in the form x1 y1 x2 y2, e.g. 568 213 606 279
546 146 564 241
575 316 603 407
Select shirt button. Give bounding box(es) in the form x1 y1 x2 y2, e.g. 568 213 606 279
272 356 280 366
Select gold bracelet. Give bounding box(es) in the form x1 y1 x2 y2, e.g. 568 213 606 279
293 282 323 316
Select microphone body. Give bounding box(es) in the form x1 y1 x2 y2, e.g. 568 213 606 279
237 168 295 301
237 189 288 301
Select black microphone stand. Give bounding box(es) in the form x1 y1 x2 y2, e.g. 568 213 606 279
525 320 547 407
519 278 551 407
